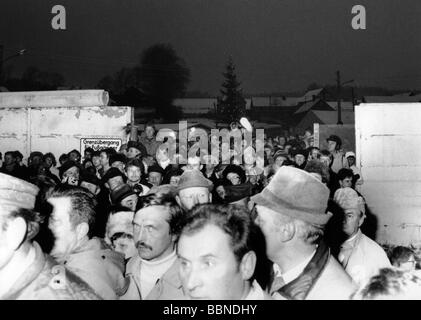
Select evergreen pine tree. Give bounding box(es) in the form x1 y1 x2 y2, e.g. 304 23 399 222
217 57 246 122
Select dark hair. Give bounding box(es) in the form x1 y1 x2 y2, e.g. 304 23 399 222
390 246 415 266
68 149 81 158
100 148 117 164
5 151 16 158
92 150 101 158
84 147 94 154
163 168 184 184
82 158 94 168
137 192 183 235
307 146 320 159
109 153 127 166
144 121 156 133
126 158 145 176
13 151 23 160
177 204 253 265
47 185 97 233
43 152 57 167
59 153 69 164
337 168 354 181
353 268 421 299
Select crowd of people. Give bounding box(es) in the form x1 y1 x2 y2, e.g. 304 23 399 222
0 121 420 300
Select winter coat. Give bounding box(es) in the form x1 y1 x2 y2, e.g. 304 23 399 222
3 242 101 300
121 255 187 300
139 135 161 158
271 241 356 300
339 230 391 287
62 237 128 300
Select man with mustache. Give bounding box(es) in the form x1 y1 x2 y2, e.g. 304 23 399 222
121 192 185 300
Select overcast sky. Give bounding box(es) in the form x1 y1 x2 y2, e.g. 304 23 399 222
1 0 420 94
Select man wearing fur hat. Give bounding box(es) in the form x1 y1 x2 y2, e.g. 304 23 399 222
47 185 128 299
105 206 137 259
251 166 356 300
0 173 100 299
334 187 391 287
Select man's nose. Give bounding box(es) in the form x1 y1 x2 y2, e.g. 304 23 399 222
135 227 147 242
185 269 202 292
192 195 200 205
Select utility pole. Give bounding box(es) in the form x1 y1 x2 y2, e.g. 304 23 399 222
336 70 343 125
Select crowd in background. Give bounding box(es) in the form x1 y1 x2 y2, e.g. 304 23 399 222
1 121 420 300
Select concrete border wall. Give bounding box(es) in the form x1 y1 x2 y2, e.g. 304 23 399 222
355 103 421 246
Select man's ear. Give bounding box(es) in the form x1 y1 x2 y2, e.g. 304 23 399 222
7 217 27 250
208 193 212 203
76 222 89 240
279 221 295 242
358 213 366 228
240 251 257 281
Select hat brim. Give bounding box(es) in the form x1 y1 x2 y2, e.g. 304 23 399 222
250 191 332 226
177 182 213 193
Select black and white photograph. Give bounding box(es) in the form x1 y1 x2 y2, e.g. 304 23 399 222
1 0 421 306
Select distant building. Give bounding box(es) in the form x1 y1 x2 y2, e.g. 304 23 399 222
362 92 421 103
173 98 218 115
248 88 327 126
296 110 355 130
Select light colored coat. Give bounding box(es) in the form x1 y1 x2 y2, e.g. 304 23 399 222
62 237 128 300
340 230 391 287
121 255 187 300
306 256 357 300
4 242 101 300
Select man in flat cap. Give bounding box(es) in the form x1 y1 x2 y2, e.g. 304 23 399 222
251 166 356 300
0 173 100 299
334 187 390 287
147 164 165 188
102 167 126 192
110 184 139 212
176 169 213 211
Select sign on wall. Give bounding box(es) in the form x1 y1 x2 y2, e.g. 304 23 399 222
80 137 122 153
